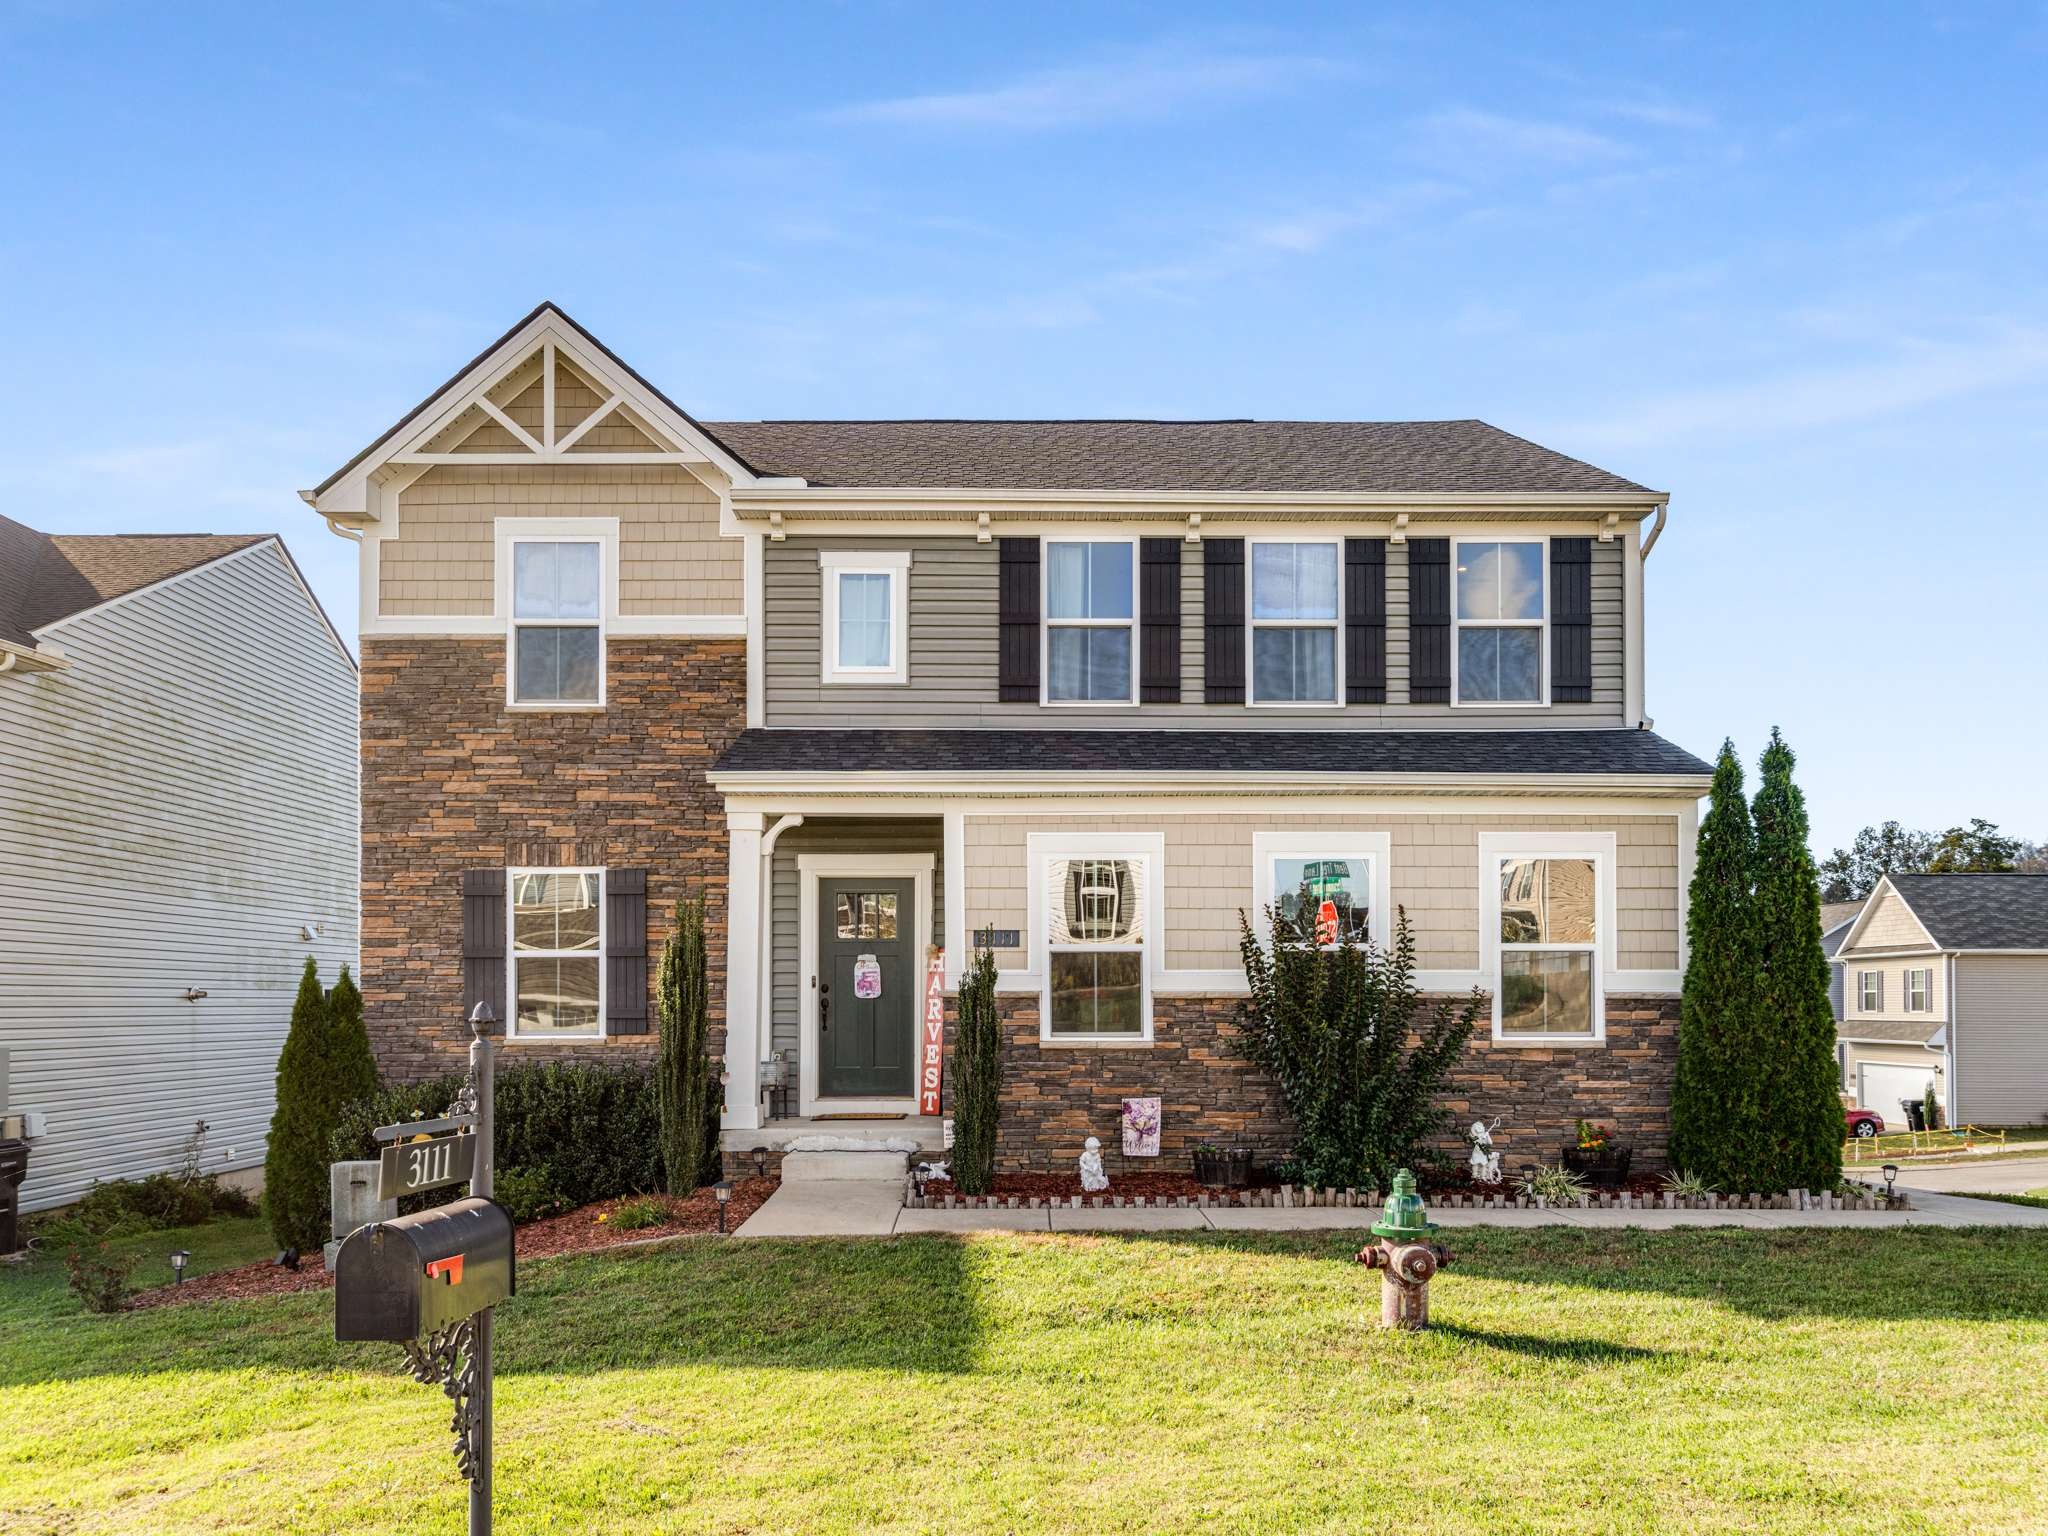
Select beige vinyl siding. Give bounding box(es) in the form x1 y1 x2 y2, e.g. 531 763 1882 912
0 545 359 1211
962 811 1678 974
1852 885 1939 951
1954 954 2048 1125
379 464 741 617
763 533 1624 727
1842 956 1948 1026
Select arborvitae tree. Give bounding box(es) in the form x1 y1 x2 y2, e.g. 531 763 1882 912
265 957 339 1252
950 947 1003 1195
655 896 712 1195
326 965 379 1114
1669 742 1760 1188
1750 728 1846 1191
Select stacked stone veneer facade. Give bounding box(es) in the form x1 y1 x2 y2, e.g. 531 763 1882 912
359 636 744 1080
968 993 1681 1176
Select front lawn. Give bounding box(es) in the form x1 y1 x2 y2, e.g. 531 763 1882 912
5 1227 2048 1533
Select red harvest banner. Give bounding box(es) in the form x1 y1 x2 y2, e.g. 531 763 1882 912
919 948 946 1116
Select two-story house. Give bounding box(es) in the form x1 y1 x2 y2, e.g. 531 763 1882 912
307 303 1712 1174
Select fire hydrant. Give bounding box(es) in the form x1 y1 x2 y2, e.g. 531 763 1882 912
1356 1169 1451 1331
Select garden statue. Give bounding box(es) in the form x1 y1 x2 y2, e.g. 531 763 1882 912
1078 1136 1109 1193
1467 1118 1502 1185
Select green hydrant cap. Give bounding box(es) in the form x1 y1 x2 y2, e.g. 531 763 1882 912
1371 1168 1438 1242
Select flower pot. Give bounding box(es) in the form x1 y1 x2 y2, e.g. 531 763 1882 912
1561 1145 1632 1190
1193 1147 1252 1189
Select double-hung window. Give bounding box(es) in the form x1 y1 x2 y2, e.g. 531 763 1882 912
1858 971 1882 1012
820 551 910 685
1044 853 1149 1038
1044 539 1135 704
1250 540 1340 705
1907 968 1932 1012
1454 539 1545 705
509 868 604 1038
1253 833 1391 952
510 539 603 705
1490 846 1603 1042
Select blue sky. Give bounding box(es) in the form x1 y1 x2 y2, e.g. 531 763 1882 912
3 2 2044 854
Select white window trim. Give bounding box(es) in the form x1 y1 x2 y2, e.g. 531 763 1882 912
1477 831 1614 1046
1040 536 1138 708
496 518 617 711
1251 832 1392 951
1907 967 1932 1013
1451 536 1549 709
819 550 911 686
506 866 606 1041
1026 831 1164 1044
1859 970 1882 1012
794 852 935 1117
1246 537 1344 709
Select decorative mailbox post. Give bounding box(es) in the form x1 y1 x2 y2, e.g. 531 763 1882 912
1355 1169 1451 1331
336 1004 509 1534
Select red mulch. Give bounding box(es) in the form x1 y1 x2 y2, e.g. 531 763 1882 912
126 1179 780 1310
920 1171 1274 1202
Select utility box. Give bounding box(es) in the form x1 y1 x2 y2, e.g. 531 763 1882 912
334 1198 515 1342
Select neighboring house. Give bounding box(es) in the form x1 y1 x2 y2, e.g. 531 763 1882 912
0 516 358 1210
1835 874 2048 1129
1820 897 1864 1086
305 303 1712 1174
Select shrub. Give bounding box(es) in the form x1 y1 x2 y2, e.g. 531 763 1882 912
950 947 1002 1196
64 1243 137 1313
1236 905 1478 1192
492 1165 568 1224
609 1195 671 1232
1519 1164 1591 1204
329 1075 468 1168
1662 1168 1716 1200
326 966 380 1118
61 1122 256 1237
264 958 374 1253
656 896 713 1195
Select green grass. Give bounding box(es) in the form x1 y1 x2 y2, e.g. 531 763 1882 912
1950 1189 2048 1210
5 1227 2048 1534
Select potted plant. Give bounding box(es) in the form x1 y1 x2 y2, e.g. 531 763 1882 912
1560 1119 1632 1189
1192 1143 1252 1189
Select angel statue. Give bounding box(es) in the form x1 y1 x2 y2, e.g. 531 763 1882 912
1078 1136 1109 1193
1468 1119 1503 1185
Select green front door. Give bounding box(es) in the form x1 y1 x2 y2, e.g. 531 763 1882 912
818 878 917 1099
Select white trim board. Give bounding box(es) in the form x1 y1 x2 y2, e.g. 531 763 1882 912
794 852 935 1118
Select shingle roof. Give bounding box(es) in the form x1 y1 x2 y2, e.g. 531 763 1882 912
0 513 267 648
713 728 1713 779
1837 1020 1944 1046
1887 874 2048 951
703 418 1651 495
1821 899 1865 957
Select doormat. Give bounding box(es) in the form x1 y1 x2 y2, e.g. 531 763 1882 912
811 1113 908 1121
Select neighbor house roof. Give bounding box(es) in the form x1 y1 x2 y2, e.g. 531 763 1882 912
1821 899 1865 958
702 418 1651 495
0 514 267 649
712 728 1713 780
1837 1020 1944 1046
1884 874 2048 951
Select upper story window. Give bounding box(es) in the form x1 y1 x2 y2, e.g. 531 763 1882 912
509 868 603 1038
510 539 603 706
1454 539 1545 705
1044 539 1136 704
1907 967 1932 1012
1250 540 1339 705
1858 970 1882 1012
820 551 910 686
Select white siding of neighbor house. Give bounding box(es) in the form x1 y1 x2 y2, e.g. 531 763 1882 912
0 543 359 1211
1955 954 2048 1127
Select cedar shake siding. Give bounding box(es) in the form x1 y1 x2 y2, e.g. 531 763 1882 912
358 635 744 1079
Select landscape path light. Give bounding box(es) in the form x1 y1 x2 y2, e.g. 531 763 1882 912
1882 1164 1899 1202
170 1248 190 1284
714 1179 733 1233
751 1145 768 1179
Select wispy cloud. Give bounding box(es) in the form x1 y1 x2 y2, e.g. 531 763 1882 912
1586 97 1717 131
1413 107 1635 167
831 39 1344 131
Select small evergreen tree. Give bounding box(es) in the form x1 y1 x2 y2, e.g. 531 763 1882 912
1235 906 1477 1191
950 947 1003 1195
1749 729 1845 1191
326 965 379 1113
265 957 340 1252
1669 742 1760 1188
655 896 712 1195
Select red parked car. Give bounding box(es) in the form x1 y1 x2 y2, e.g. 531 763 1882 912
1844 1107 1884 1139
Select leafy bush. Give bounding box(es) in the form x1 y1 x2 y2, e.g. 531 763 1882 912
1235 905 1479 1192
64 1243 137 1313
1519 1164 1591 1204
950 947 1002 1196
609 1195 671 1232
68 1171 255 1236
656 896 714 1195
492 1165 568 1224
328 1075 468 1167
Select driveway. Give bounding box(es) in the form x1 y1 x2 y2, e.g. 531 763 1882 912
1885 1156 2048 1195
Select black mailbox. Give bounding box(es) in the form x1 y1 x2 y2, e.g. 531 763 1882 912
335 1197 515 1343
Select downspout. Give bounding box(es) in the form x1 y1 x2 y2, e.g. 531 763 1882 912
757 814 805 1117
0 653 16 674
1944 951 1958 1127
1639 501 1667 560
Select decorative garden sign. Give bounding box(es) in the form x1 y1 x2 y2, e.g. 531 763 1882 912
853 954 882 999
1121 1096 1161 1157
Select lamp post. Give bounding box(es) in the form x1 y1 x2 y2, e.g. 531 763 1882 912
1882 1164 1899 1203
170 1249 190 1285
751 1145 768 1179
713 1179 733 1233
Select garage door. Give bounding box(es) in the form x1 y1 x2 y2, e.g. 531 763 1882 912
1858 1062 1938 1128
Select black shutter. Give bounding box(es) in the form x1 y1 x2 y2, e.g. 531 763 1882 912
1344 537 1387 705
1139 537 1182 703
998 538 1040 702
1407 538 1451 704
460 869 507 1027
1203 538 1245 704
1550 537 1593 703
606 870 649 1035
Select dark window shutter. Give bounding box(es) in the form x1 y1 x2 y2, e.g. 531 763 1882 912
1550 537 1593 703
1203 538 1245 704
1407 538 1451 704
460 869 507 1027
605 869 649 1035
1140 537 1182 703
998 538 1040 702
1344 538 1387 705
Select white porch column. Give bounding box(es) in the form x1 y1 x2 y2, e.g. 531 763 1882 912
943 809 967 989
723 811 766 1130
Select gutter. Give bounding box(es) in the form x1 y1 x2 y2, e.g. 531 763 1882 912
708 769 1715 798
728 486 1669 520
1639 502 1668 561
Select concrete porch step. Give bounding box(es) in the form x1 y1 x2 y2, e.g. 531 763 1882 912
780 1148 914 1182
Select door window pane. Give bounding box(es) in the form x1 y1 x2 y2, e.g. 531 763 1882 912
1252 627 1337 703
1499 950 1593 1035
835 891 899 940
1273 856 1371 944
515 956 600 1035
836 572 893 669
1047 626 1132 701
514 541 601 621
1048 950 1144 1035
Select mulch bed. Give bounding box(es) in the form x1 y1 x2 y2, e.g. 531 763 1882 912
918 1171 1276 1203
126 1178 780 1310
